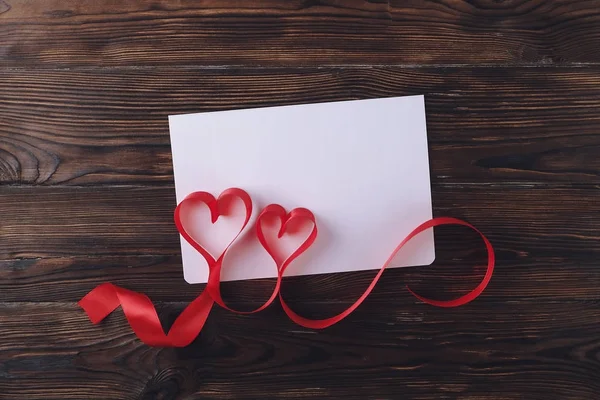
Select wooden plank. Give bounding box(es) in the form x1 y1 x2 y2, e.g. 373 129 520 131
2 184 597 259
2 0 600 67
1 254 599 304
2 67 600 185
1 183 599 303
0 301 598 399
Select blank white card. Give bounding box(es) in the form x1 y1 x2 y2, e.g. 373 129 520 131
169 95 435 284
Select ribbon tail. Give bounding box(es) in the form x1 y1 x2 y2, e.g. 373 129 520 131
78 283 121 324
79 283 214 347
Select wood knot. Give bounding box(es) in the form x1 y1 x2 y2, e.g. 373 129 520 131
140 368 187 400
0 1 10 15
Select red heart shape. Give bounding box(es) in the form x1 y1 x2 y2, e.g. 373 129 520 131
174 188 252 265
256 204 317 274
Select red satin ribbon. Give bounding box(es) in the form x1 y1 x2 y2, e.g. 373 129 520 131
79 188 495 347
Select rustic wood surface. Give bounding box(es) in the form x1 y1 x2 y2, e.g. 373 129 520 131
1 0 600 399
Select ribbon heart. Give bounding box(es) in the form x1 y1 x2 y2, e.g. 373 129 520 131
174 188 277 314
256 204 318 274
174 188 253 265
208 204 318 314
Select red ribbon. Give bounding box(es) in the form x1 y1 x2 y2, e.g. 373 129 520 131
79 188 495 347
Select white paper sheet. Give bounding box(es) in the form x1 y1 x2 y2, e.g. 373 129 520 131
169 95 434 283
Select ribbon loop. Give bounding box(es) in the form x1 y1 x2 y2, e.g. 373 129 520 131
405 218 495 308
274 216 495 329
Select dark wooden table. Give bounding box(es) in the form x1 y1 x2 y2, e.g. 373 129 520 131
2 1 600 399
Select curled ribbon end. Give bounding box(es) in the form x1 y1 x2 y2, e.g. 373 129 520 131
277 226 286 239
210 199 222 223
78 300 101 324
78 283 121 324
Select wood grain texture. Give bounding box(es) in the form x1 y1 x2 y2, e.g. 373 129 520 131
3 0 600 398
1 183 600 314
2 184 600 260
2 253 600 304
3 67 600 185
0 301 599 400
3 0 600 68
